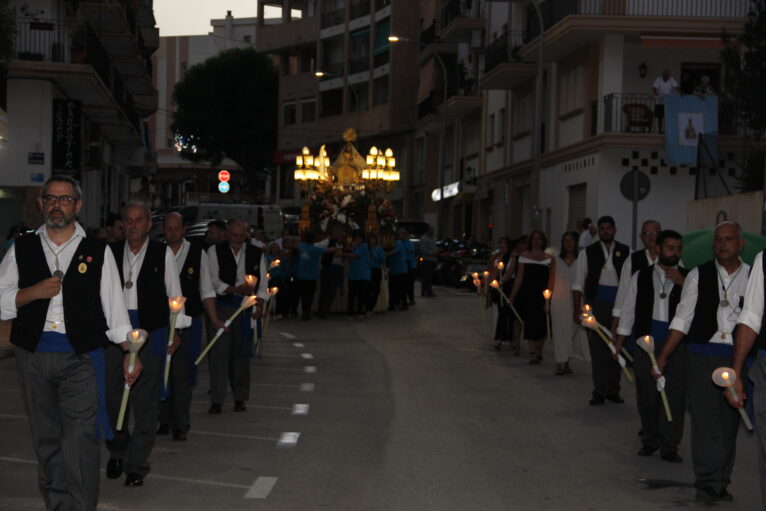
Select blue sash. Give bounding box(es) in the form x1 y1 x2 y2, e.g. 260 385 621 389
36 331 112 440
688 342 734 358
595 285 618 303
650 319 669 344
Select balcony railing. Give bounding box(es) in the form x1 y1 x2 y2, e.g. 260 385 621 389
442 0 483 29
527 0 751 40
484 31 527 74
319 61 344 78
602 92 738 135
14 18 141 134
321 7 345 28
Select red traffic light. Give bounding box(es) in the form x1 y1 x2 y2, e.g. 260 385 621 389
218 170 231 182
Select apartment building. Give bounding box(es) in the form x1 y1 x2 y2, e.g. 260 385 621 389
0 0 158 233
256 0 419 212
151 11 274 207
479 0 750 247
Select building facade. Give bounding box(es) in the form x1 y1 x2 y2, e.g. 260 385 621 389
256 0 419 213
1 0 158 233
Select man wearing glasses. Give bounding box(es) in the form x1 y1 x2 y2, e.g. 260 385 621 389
0 176 138 510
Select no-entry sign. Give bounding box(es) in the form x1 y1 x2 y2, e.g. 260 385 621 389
218 170 231 182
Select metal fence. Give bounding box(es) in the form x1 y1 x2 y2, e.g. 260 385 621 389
484 31 527 73
442 0 483 29
527 0 750 40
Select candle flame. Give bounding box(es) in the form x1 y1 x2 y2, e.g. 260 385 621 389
271 287 279 295
472 272 479 279
482 271 490 278
490 280 500 289
131 331 139 340
543 289 552 300
643 335 651 344
722 371 730 380
245 274 256 286
497 261 505 270
582 304 592 312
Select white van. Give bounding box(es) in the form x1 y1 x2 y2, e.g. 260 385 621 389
151 204 284 240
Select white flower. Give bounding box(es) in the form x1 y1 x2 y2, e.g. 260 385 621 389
341 195 352 207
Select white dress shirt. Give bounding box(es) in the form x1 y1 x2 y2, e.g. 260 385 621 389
572 241 623 293
671 259 750 345
738 252 764 335
578 230 593 250
207 244 269 302
172 239 216 302
613 249 657 318
0 224 132 344
120 238 191 329
617 264 679 337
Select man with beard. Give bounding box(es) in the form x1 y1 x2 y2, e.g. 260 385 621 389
572 216 630 405
614 230 688 463
105 202 190 487
157 213 220 440
655 222 747 502
0 176 138 510
204 220 226 250
207 219 268 413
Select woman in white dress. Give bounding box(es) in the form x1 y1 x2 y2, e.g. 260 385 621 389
551 231 590 375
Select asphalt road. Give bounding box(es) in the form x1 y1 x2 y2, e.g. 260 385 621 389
0 286 760 510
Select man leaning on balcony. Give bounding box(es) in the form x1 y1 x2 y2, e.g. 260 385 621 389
652 69 680 134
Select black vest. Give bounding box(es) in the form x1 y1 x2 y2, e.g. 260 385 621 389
631 250 652 275
179 243 203 317
110 240 169 332
632 264 689 338
11 234 109 354
686 260 723 343
584 240 630 301
215 241 262 296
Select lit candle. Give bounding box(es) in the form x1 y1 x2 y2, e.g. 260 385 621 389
163 296 186 396
245 274 257 290
543 289 552 300
195 295 258 366
712 367 752 430
638 335 672 422
117 329 148 430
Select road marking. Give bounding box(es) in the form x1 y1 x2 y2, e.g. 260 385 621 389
277 432 300 447
293 342 305 348
300 383 315 392
279 331 296 339
244 476 278 499
0 413 27 419
301 353 314 359
0 457 253 490
191 430 279 442
304 366 317 374
190 401 291 411
292 404 309 415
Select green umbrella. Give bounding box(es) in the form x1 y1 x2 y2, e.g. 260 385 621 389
682 229 766 269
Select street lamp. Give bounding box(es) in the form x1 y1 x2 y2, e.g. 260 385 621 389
388 34 450 239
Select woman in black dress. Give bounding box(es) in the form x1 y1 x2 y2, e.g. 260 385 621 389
508 230 556 364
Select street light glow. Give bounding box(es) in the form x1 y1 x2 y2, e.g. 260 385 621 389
314 71 325 77
387 35 400 42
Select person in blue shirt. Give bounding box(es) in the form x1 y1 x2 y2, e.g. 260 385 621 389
366 233 386 315
297 231 336 321
386 228 410 311
345 231 372 319
402 232 418 306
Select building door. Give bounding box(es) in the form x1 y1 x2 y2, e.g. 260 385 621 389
567 183 587 232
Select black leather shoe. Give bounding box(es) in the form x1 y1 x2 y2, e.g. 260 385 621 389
637 445 656 457
606 394 624 404
208 403 222 414
589 395 605 406
156 423 170 435
694 487 719 502
234 400 246 412
718 489 733 501
124 473 143 487
661 452 683 463
106 458 123 479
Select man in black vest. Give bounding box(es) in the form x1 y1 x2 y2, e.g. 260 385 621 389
158 212 219 441
317 230 347 318
207 219 268 414
614 230 688 463
105 202 190 487
0 176 138 510
572 215 630 405
656 222 747 502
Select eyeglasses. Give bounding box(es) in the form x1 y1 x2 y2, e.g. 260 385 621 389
42 195 78 206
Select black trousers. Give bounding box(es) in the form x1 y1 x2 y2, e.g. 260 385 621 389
318 265 343 315
159 325 196 435
348 280 370 315
587 299 621 398
421 260 436 296
368 268 382 312
281 277 299 315
495 302 514 341
297 279 317 316
687 350 742 493
634 342 686 455
406 268 416 303
388 272 407 309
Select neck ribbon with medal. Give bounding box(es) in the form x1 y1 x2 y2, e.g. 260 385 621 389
718 264 743 339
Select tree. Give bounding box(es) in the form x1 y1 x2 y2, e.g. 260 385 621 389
171 47 278 198
721 0 766 191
